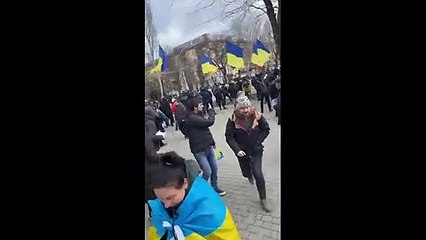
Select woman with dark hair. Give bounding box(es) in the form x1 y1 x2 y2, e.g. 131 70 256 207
146 152 240 240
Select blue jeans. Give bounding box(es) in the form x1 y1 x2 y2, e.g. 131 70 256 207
193 146 218 187
158 111 170 125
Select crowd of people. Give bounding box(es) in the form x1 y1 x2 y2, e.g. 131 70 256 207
143 68 281 239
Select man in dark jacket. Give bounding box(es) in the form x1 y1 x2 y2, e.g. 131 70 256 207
228 82 238 101
213 86 226 110
159 97 174 127
259 77 272 113
185 98 226 196
174 99 188 138
225 95 272 212
200 88 214 113
251 75 262 101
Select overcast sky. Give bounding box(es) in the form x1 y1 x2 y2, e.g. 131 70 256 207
150 0 231 48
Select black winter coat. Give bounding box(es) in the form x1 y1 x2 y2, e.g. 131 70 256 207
225 111 270 156
228 85 238 98
269 83 279 100
159 100 172 118
175 103 187 122
200 91 211 102
185 110 216 153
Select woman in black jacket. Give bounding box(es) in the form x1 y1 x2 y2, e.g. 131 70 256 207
225 95 272 212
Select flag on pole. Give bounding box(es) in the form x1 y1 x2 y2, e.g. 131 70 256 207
149 45 168 74
201 55 218 74
251 39 271 67
225 41 244 69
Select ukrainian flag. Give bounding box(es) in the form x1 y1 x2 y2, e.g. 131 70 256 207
251 39 271 67
148 176 241 240
149 45 168 74
201 55 218 74
226 41 244 69
251 43 261 66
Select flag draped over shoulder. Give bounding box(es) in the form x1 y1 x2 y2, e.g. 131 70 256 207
201 55 218 74
226 41 244 69
148 177 241 240
149 45 168 74
251 39 271 67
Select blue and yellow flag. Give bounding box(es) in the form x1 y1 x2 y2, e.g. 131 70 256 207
226 41 244 69
201 55 218 74
251 43 261 66
148 177 241 240
251 39 271 67
149 45 168 74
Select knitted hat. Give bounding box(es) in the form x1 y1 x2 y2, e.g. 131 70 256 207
236 91 245 98
235 95 252 110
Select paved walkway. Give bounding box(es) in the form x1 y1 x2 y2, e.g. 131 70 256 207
146 99 281 239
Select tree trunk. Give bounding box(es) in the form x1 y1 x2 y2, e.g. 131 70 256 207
263 0 280 61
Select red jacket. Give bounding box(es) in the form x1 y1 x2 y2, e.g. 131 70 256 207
170 102 177 114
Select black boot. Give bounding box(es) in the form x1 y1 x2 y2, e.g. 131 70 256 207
248 177 255 185
261 199 272 212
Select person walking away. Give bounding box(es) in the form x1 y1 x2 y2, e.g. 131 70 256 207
200 88 214 113
222 84 232 105
269 76 280 117
252 75 262 101
146 152 240 239
160 97 174 127
174 99 188 139
236 79 243 92
213 86 226 110
259 78 273 113
224 95 272 212
228 82 238 103
185 99 226 196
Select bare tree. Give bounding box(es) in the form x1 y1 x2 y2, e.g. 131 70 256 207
145 0 158 63
193 0 280 59
230 12 262 40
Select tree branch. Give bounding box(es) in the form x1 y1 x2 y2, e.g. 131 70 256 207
248 4 267 14
194 0 216 13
